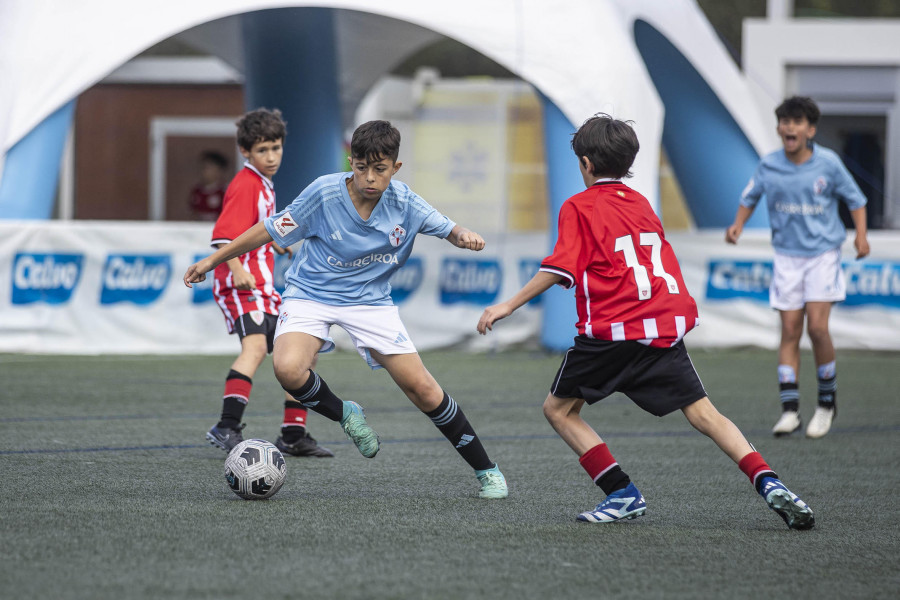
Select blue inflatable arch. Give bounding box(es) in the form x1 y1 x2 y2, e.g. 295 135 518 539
632 19 768 229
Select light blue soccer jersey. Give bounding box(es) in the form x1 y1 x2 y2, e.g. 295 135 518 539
740 144 866 256
264 172 455 305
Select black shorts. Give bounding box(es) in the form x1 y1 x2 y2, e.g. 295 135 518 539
233 313 278 354
550 337 707 416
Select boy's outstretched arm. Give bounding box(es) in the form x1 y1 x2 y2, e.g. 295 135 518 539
477 271 563 334
725 204 755 244
446 225 485 251
184 221 274 287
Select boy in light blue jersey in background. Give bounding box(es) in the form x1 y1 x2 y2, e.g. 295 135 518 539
184 120 508 499
726 96 870 439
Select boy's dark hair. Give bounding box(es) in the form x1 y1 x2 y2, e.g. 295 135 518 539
236 108 287 151
775 96 820 125
571 114 639 179
350 120 401 163
200 150 228 169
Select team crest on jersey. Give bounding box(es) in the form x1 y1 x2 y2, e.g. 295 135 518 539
813 176 828 195
389 225 406 247
249 311 264 326
274 213 298 236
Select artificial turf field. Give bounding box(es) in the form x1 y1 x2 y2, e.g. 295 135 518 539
1 347 897 599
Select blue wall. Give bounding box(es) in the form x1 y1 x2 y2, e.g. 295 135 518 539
633 19 768 229
0 101 75 219
539 94 583 352
242 8 344 210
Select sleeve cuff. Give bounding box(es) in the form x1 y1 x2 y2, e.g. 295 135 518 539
539 265 575 289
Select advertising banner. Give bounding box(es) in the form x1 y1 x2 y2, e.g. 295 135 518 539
0 222 546 354
668 230 900 351
2 223 898 354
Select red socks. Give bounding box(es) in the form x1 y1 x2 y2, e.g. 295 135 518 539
579 443 618 483
738 451 777 490
282 406 308 429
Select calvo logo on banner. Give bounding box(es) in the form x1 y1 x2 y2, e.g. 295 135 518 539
389 257 424 304
101 254 171 305
844 261 900 308
706 259 900 308
706 260 772 302
11 253 84 305
191 253 215 304
440 258 501 305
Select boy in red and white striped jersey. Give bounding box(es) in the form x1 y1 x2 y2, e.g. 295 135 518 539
205 108 332 458
477 114 814 529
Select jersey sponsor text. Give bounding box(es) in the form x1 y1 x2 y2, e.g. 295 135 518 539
327 252 399 269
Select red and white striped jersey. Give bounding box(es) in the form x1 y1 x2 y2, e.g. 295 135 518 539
540 181 698 348
211 163 281 333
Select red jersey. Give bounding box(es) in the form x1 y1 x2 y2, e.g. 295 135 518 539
540 181 698 348
211 164 281 332
189 183 226 221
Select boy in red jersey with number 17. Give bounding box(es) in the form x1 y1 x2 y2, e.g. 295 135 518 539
477 114 814 529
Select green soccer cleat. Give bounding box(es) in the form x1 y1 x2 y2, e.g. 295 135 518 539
340 401 380 458
475 464 508 499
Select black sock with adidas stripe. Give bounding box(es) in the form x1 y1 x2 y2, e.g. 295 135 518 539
285 370 344 422
425 392 493 471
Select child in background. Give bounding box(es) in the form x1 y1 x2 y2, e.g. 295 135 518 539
205 108 332 458
189 151 229 222
726 96 869 439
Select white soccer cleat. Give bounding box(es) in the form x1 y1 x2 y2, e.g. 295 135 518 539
772 411 801 436
806 406 835 439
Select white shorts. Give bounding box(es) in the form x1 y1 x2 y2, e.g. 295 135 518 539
770 248 846 311
274 299 417 370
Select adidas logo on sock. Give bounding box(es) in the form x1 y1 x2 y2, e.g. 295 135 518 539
330 230 343 240
456 434 474 448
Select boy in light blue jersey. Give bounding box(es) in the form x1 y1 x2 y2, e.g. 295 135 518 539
272 171 452 309
726 96 870 439
184 120 508 499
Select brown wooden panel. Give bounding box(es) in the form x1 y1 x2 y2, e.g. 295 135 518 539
74 85 244 220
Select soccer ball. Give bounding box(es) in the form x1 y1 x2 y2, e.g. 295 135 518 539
224 439 286 500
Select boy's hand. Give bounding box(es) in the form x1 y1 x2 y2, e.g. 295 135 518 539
855 234 870 259
448 226 486 251
183 259 212 288
725 223 742 244
231 267 257 291
273 242 293 259
477 302 513 335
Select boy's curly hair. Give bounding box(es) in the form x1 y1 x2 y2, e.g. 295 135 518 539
775 96 820 125
236 108 287 151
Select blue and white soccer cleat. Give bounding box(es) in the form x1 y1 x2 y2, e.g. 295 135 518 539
759 477 815 530
577 482 646 523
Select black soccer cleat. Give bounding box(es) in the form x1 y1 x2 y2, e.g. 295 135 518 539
275 432 335 458
206 423 246 452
